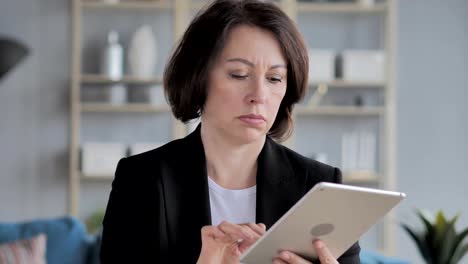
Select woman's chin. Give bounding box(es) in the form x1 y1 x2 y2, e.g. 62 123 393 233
232 127 267 145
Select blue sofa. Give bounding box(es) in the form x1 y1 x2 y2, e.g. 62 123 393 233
0 216 99 264
0 216 408 264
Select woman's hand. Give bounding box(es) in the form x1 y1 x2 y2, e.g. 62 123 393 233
272 240 338 264
197 221 266 264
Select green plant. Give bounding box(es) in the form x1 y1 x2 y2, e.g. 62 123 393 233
401 209 468 264
85 209 106 234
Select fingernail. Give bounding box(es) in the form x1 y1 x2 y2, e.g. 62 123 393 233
280 251 290 260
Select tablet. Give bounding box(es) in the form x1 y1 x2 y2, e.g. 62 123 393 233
240 182 405 263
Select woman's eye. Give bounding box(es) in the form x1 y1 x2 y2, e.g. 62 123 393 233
268 76 282 83
230 74 248 80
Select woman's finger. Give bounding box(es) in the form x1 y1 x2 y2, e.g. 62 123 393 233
258 223 267 231
239 224 262 243
275 250 312 264
313 240 338 264
218 221 253 242
272 257 289 264
243 222 266 236
201 225 225 240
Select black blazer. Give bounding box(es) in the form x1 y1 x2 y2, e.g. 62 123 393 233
100 126 360 263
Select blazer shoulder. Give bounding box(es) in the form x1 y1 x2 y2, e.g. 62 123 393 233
273 141 341 184
122 137 186 165
112 137 188 186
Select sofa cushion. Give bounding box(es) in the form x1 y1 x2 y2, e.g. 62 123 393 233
0 217 94 264
0 233 46 264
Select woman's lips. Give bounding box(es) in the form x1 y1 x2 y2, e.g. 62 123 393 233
238 114 266 125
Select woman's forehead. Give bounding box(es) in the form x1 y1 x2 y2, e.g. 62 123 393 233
219 25 287 66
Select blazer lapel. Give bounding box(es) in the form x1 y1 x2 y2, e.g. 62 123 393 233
256 138 306 229
161 126 211 262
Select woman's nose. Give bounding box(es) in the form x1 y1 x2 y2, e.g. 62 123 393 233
246 78 267 104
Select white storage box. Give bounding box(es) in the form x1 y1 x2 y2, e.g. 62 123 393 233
81 142 127 177
129 142 163 156
342 50 385 82
308 49 336 83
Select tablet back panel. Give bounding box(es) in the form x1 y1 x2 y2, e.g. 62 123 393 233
241 182 405 263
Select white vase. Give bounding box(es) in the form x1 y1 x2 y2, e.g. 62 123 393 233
101 30 123 80
128 25 157 78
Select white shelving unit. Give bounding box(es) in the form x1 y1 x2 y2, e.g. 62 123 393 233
69 0 397 255
69 0 186 220
284 0 398 255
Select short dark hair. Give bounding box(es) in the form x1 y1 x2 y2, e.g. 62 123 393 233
164 0 309 141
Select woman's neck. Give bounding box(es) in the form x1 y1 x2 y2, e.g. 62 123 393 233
200 123 265 190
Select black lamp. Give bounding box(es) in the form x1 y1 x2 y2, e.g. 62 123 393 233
0 38 29 80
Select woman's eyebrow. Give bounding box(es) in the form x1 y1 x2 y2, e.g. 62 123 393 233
226 58 286 70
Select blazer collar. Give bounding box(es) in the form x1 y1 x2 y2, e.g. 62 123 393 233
184 124 301 224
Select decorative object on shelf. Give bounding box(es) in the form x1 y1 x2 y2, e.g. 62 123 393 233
341 50 385 82
0 37 29 80
334 52 343 79
128 25 157 78
81 143 127 177
341 131 376 174
308 49 336 83
401 209 468 264
101 30 123 80
129 142 164 156
354 94 364 107
101 30 127 104
307 83 328 107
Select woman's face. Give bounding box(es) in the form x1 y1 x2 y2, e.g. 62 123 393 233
202 25 287 144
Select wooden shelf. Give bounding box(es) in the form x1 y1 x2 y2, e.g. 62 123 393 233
295 106 384 116
297 2 386 13
309 80 385 88
81 0 172 10
81 103 171 112
81 74 163 85
80 173 114 181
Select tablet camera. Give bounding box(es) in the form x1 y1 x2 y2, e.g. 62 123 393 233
310 223 334 237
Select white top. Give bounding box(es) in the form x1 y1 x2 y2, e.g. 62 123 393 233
208 176 257 226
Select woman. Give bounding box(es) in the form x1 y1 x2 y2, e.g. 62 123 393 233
100 0 360 263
